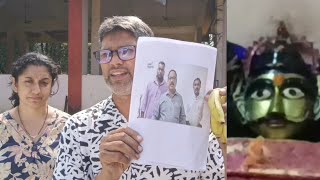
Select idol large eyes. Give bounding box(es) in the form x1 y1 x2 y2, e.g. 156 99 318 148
250 89 272 100
282 87 304 99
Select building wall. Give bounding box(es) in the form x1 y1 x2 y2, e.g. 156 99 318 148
0 74 111 113
227 0 320 49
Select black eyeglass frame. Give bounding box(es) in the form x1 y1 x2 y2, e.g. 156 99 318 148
93 45 136 64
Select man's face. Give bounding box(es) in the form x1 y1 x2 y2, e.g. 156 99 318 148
168 71 177 92
100 31 136 96
156 63 165 82
193 79 201 96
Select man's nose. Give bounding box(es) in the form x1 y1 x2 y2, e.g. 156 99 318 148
109 52 123 66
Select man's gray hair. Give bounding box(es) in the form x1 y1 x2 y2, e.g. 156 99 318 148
98 16 154 43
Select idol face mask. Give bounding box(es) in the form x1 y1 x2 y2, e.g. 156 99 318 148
243 71 315 138
235 46 318 139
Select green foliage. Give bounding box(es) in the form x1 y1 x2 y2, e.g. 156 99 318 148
0 43 7 73
29 42 69 73
0 41 20 74
0 42 92 74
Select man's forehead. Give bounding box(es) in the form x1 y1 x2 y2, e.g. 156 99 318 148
101 31 137 49
193 79 201 84
169 71 176 76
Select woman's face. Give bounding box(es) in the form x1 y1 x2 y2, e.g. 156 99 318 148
13 65 53 108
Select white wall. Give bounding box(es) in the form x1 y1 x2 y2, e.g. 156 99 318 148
227 0 320 49
81 75 112 109
0 75 13 113
0 74 111 113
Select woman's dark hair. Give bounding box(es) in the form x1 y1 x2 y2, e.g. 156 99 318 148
9 52 59 107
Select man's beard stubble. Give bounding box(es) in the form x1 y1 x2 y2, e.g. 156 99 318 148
157 74 164 83
104 68 133 96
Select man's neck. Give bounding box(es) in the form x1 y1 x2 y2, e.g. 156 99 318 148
156 78 164 84
112 94 131 120
168 89 176 97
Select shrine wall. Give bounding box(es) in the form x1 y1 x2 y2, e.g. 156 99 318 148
227 0 320 49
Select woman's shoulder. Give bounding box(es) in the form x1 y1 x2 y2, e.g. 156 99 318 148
0 109 14 123
50 106 71 124
50 105 69 115
55 109 71 119
0 110 13 129
0 112 3 123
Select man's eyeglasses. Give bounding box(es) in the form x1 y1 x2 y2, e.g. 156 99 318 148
93 45 136 64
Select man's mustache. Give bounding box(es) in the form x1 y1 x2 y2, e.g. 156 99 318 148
110 67 129 71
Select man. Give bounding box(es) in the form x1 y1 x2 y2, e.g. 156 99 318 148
140 61 167 118
54 16 225 180
186 78 205 127
152 70 186 124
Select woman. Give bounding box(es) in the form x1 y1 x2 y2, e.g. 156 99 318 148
0 52 70 179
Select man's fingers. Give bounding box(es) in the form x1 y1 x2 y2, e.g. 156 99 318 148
100 127 143 162
102 140 140 160
109 127 143 143
205 87 227 102
205 90 213 101
123 127 144 143
222 102 227 113
219 86 227 96
105 128 143 154
100 150 130 165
